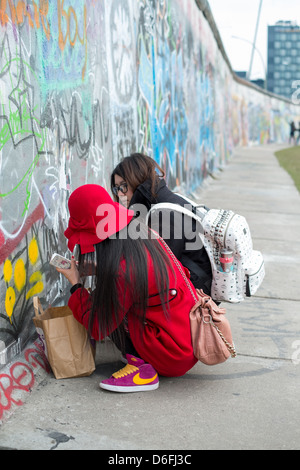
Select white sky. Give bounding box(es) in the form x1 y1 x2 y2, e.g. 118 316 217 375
208 0 300 79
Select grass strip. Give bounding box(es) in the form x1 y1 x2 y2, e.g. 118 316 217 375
275 146 300 193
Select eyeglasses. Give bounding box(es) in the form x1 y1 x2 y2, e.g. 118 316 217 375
112 182 128 196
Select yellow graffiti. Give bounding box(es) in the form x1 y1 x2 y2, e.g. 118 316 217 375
5 286 16 323
28 238 39 265
2 236 44 323
3 259 13 282
14 258 26 291
26 272 44 299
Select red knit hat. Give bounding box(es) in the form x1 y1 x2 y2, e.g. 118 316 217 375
64 184 134 254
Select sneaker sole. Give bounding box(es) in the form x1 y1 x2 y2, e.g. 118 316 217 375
99 382 159 393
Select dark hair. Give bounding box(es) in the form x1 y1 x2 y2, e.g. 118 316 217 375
110 153 165 202
78 220 173 351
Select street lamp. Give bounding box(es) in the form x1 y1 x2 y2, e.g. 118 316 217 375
248 0 263 80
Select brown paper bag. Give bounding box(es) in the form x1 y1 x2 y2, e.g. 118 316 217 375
33 297 95 379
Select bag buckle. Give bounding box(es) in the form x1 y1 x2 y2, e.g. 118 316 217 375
200 307 213 324
202 314 213 324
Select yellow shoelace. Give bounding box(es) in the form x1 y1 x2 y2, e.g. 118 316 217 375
112 363 139 379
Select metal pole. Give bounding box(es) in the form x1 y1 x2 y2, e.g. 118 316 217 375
247 0 263 80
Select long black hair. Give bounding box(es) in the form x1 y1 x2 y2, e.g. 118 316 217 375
78 219 174 350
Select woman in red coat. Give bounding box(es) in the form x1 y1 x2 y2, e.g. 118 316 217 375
57 184 198 393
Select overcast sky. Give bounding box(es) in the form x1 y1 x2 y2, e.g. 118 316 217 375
208 0 300 79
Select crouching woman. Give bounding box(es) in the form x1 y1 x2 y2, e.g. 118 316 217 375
57 184 198 393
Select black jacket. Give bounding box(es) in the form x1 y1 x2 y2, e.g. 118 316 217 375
129 179 212 295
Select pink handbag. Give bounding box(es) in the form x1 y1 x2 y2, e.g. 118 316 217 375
189 289 236 365
159 237 236 365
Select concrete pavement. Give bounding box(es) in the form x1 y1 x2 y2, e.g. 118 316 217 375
0 143 299 451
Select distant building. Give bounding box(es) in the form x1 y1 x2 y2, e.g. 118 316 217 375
267 20 300 99
234 71 265 90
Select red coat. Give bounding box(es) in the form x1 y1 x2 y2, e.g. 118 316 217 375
68 241 198 377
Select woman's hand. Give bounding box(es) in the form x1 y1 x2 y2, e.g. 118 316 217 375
56 257 81 286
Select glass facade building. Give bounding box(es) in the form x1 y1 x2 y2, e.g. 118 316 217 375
267 21 300 99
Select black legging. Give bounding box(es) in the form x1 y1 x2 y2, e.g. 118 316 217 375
109 325 140 358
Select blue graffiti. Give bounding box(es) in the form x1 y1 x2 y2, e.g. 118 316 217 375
138 37 188 182
138 25 218 191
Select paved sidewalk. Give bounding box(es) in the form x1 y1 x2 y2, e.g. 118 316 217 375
0 144 299 450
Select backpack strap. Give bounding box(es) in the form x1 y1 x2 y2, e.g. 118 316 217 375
146 202 207 225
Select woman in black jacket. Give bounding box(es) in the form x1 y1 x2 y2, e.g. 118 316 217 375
110 153 212 295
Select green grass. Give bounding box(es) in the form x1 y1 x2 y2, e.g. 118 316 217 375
275 146 300 193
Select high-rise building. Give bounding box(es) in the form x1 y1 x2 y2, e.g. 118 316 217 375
267 21 300 99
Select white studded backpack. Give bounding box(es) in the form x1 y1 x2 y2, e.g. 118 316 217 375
147 195 265 303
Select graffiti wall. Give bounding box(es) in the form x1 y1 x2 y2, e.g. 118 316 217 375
0 0 299 367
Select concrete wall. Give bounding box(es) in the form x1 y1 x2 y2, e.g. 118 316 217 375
0 0 299 366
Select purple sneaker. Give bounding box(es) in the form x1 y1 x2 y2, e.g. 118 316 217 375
100 355 159 393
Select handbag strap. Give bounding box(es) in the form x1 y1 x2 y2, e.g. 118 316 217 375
158 235 236 358
157 235 198 304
